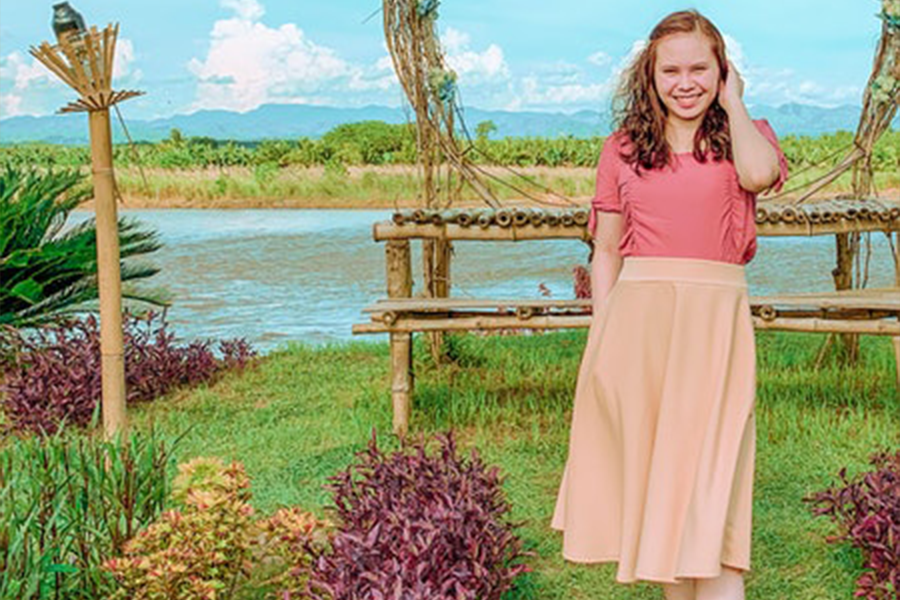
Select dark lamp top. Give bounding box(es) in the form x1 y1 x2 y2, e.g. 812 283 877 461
52 2 86 39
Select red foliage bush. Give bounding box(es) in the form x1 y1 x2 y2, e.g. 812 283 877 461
806 450 900 599
307 431 530 600
1 312 255 433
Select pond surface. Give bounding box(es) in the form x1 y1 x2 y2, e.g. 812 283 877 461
70 209 898 353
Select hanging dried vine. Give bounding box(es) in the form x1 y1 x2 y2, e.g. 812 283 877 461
383 0 498 209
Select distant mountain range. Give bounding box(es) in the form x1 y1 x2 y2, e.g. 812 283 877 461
0 103 896 144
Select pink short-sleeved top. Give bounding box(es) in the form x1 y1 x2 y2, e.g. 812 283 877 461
587 119 789 265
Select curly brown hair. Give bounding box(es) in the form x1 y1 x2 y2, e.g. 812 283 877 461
613 10 732 172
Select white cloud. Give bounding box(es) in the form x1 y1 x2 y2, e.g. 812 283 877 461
442 28 470 54
2 51 55 91
441 27 510 81
517 74 614 108
0 93 28 118
587 51 611 67
221 0 264 21
188 18 353 111
722 34 747 73
722 34 861 107
112 39 142 81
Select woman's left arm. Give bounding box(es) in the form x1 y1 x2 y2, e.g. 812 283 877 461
720 62 782 193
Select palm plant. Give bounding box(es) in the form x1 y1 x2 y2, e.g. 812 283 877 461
0 165 163 329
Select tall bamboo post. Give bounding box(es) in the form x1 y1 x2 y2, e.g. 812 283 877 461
89 109 126 432
385 240 414 436
894 231 900 390
809 3 900 363
30 3 143 437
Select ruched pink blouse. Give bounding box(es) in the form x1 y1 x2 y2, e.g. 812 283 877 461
587 119 789 265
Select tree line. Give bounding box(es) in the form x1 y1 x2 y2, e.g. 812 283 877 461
1 120 898 172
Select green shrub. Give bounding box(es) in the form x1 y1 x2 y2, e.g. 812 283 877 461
105 457 256 599
0 430 176 600
105 458 329 600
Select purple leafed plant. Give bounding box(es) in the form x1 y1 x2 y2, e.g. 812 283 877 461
1 312 256 434
307 431 530 600
806 450 900 599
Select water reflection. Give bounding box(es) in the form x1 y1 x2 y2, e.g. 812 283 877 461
70 209 897 352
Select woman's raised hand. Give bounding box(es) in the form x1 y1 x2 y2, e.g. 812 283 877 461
718 60 745 114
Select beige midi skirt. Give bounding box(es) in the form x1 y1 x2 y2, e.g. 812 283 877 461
551 256 756 584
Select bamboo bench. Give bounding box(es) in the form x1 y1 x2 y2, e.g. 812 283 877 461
352 205 900 435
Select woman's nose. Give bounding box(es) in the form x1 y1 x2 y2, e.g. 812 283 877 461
676 74 694 89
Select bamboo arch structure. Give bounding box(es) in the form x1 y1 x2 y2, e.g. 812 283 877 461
382 0 900 364
761 3 900 360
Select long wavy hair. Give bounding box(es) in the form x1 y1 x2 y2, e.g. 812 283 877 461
613 10 732 172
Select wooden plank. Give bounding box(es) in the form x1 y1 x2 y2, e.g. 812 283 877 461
363 290 900 314
750 288 900 310
353 315 900 335
364 298 591 312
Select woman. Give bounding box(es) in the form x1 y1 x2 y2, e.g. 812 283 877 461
551 10 788 600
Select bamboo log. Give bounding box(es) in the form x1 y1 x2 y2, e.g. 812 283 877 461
573 209 590 226
90 109 126 438
893 336 900 391
545 211 560 227
513 208 530 227
390 332 413 436
529 210 544 227
457 211 474 227
780 206 797 223
425 238 452 365
752 317 900 335
371 219 900 241
385 240 413 436
756 206 768 223
495 208 513 228
353 314 900 335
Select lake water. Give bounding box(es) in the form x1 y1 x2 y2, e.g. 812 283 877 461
70 209 898 353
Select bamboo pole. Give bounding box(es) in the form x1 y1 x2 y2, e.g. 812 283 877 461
353 315 900 335
425 238 452 364
89 109 126 436
372 218 900 242
385 240 413 436
894 231 900 391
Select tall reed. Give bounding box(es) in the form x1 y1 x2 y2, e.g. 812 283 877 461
0 429 178 599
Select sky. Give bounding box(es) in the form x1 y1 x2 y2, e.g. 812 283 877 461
0 0 886 121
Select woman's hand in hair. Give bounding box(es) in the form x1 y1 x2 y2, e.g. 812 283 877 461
718 60 745 114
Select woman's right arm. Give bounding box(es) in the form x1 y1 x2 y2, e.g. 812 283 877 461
590 211 624 315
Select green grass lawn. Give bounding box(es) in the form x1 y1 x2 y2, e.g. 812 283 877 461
132 330 900 599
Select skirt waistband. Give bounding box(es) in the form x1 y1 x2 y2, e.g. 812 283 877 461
618 257 747 287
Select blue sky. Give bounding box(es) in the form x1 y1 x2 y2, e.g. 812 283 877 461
0 0 885 120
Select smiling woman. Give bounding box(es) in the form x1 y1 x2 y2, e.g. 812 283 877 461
551 10 788 600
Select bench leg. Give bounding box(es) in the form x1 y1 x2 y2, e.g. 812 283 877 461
390 331 414 436
893 336 900 393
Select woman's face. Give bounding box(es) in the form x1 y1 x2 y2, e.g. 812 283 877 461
652 30 722 126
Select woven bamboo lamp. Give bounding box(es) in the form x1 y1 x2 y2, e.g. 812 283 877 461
30 2 143 437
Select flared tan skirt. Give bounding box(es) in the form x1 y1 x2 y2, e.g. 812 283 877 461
551 256 756 584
